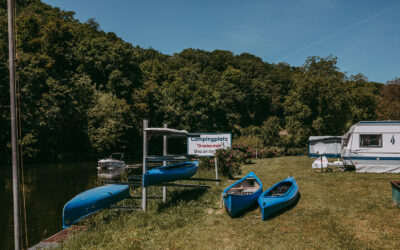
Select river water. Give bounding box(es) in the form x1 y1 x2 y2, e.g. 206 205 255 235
0 161 98 249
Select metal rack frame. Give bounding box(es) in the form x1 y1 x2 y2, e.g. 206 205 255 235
107 120 222 212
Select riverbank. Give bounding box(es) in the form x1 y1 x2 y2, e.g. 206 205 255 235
60 156 400 249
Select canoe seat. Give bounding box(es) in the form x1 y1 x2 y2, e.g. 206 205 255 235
269 183 292 196
228 187 259 195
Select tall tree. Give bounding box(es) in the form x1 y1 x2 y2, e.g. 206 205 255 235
284 56 349 146
87 91 133 156
377 77 400 120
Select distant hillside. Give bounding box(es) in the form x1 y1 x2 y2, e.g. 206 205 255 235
0 0 385 163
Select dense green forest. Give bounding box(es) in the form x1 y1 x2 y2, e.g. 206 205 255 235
0 0 398 163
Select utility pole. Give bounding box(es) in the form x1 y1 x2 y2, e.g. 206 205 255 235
7 0 21 249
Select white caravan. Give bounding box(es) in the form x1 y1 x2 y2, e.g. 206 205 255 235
341 121 400 173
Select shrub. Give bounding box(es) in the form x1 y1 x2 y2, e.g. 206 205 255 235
215 148 242 178
233 135 264 150
198 157 214 169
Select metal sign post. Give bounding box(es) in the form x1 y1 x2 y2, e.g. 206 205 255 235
163 124 167 203
142 120 148 211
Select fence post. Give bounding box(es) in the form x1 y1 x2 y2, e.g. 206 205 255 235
214 157 219 186
320 152 323 173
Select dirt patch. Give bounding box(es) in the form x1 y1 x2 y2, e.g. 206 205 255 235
346 219 380 242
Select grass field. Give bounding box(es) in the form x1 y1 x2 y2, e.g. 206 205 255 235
61 157 400 249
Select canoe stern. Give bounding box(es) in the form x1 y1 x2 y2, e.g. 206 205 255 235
62 185 130 228
222 172 263 217
258 176 299 220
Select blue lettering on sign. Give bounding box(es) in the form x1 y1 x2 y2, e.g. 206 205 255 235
190 137 228 142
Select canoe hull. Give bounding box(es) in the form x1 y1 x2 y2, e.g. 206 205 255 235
258 176 299 220
222 172 263 217
142 161 199 187
62 184 129 228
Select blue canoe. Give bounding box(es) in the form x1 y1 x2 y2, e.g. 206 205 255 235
222 172 263 217
257 176 299 220
142 161 199 187
62 184 129 228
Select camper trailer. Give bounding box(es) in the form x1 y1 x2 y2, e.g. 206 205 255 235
341 121 400 173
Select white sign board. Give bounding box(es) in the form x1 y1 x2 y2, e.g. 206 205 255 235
187 133 232 157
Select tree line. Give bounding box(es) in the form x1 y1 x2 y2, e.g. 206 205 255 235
0 0 398 163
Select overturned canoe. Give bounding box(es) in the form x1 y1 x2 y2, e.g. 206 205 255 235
62 184 129 228
258 176 299 220
142 161 199 187
222 172 263 217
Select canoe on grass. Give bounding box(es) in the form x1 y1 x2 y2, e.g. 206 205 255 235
257 176 298 220
142 161 199 187
222 172 263 217
62 184 129 228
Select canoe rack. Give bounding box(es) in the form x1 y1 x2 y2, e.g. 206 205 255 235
119 120 221 212
104 175 222 211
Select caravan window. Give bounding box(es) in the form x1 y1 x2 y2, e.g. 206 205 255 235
360 134 382 147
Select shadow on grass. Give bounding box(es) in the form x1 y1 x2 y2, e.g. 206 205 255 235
245 161 256 165
264 192 302 221
157 188 207 212
228 204 260 218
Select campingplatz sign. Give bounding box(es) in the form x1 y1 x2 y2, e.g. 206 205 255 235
187 133 232 157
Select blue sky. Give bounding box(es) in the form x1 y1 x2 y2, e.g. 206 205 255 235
43 0 400 83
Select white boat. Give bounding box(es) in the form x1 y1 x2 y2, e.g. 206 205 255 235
97 153 126 179
341 121 400 173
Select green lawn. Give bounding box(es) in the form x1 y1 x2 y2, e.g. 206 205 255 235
61 157 400 249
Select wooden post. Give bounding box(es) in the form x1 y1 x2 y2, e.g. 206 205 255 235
214 157 219 186
320 152 323 173
256 149 258 159
8 0 21 249
142 120 148 211
162 123 167 203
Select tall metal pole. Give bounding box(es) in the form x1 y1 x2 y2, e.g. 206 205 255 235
162 124 167 203
7 0 21 249
142 120 148 211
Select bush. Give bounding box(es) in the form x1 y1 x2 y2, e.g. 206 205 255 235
198 145 307 178
198 144 255 178
198 157 214 169
215 148 242 178
233 135 264 149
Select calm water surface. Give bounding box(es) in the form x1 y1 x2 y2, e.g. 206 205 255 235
0 161 98 249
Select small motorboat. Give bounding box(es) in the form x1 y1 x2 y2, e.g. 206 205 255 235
97 153 126 179
222 172 263 217
63 184 130 228
142 161 199 187
258 176 299 220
